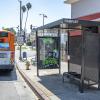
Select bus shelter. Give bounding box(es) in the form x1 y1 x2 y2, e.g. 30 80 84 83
35 18 100 92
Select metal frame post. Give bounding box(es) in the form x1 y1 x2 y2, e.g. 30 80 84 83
67 28 70 73
58 29 61 75
98 26 100 89
79 28 84 93
97 26 100 89
36 31 39 76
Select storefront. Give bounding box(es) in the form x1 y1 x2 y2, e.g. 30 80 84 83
64 0 100 21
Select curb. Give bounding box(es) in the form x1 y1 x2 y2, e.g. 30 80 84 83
16 62 51 100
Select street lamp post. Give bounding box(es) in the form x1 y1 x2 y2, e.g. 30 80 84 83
39 14 47 33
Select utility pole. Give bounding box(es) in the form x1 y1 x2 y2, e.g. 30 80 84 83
19 0 22 60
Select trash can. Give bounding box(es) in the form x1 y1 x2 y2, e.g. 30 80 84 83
23 52 27 60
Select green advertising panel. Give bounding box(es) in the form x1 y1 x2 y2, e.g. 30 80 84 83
37 37 60 69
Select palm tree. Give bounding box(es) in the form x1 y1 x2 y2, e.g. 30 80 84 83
24 3 32 32
24 2 32 42
21 5 26 21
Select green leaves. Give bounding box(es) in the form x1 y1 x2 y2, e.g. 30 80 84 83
43 38 54 44
2 27 16 35
43 57 58 65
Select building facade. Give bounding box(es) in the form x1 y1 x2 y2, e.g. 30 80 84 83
64 0 100 21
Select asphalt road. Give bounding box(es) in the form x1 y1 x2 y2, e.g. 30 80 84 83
0 67 38 100
15 48 36 59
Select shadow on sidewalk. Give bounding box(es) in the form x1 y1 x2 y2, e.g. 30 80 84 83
38 74 100 100
0 68 17 81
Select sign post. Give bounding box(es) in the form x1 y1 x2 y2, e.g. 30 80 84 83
17 36 24 46
17 36 24 60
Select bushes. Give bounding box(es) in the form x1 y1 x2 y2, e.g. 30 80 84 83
26 42 32 46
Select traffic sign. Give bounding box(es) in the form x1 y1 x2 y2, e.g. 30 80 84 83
17 36 24 45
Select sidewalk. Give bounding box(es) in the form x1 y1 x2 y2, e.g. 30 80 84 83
16 59 100 100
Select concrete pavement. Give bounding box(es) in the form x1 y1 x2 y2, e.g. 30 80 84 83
0 67 38 100
16 57 100 100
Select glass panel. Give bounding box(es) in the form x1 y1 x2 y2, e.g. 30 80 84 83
84 32 99 82
69 36 82 75
38 37 60 69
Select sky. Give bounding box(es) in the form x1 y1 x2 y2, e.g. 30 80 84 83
0 0 71 32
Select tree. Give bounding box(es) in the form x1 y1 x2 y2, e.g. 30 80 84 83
2 27 16 35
